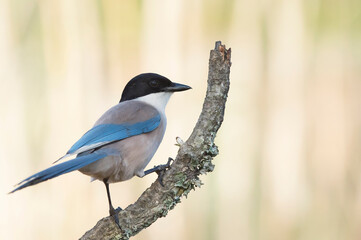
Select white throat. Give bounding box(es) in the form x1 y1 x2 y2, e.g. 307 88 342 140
134 92 173 114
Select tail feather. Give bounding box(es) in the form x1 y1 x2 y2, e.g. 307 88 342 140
10 153 106 193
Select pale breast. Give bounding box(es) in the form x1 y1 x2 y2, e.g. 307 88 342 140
107 115 166 182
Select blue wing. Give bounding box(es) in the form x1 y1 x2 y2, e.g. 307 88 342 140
66 114 161 156
10 109 161 193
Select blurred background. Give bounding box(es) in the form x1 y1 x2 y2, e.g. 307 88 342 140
1 0 361 239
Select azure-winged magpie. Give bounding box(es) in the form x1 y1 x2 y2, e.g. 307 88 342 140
10 73 191 228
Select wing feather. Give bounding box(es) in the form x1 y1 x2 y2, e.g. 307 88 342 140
65 114 160 157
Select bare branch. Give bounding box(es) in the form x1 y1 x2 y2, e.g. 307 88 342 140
80 41 231 240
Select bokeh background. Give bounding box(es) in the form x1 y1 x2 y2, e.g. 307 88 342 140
1 0 361 239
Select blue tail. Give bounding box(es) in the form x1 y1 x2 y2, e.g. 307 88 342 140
10 153 106 193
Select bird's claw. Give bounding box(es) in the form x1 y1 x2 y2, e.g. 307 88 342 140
109 207 122 230
156 157 174 187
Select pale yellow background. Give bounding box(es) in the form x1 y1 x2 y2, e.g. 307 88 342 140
1 0 361 239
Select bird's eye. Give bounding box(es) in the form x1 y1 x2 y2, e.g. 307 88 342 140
149 80 159 88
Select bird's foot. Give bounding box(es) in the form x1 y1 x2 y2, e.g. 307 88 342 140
155 157 174 187
143 157 174 186
109 206 122 229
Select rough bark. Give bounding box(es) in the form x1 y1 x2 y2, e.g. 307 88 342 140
80 41 231 240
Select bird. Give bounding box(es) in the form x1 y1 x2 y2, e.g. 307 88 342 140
10 73 191 228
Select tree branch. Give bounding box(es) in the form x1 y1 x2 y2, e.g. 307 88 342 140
80 41 231 240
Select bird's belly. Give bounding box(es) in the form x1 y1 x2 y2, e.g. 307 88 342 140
79 120 165 183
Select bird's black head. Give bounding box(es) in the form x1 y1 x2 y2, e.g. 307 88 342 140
120 73 191 102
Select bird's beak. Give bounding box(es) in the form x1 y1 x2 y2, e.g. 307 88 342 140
164 82 192 92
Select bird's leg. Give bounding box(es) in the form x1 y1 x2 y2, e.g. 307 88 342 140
143 157 174 186
103 179 122 229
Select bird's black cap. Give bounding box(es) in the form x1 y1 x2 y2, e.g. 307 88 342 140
120 73 191 102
